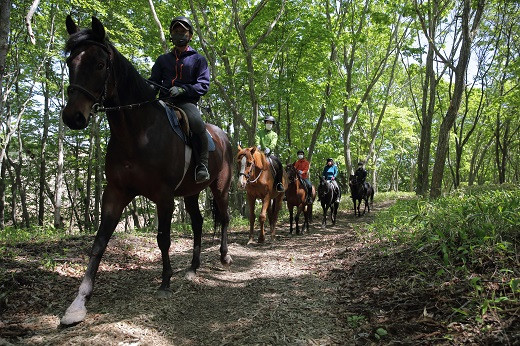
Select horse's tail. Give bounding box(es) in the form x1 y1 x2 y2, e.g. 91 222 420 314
212 198 221 236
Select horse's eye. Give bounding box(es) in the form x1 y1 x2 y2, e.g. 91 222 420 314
96 62 105 70
247 162 252 166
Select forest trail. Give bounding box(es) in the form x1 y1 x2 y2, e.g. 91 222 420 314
1 200 439 345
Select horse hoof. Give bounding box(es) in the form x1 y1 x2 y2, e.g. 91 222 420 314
185 270 196 281
156 288 172 299
247 238 255 245
221 254 233 267
60 306 87 326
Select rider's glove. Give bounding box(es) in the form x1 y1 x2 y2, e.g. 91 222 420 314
298 170 303 174
264 147 271 155
169 86 185 97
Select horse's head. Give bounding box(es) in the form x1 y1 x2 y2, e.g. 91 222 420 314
236 146 257 189
285 164 298 183
349 174 356 187
63 16 112 130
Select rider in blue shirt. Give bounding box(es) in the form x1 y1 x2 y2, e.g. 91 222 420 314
322 158 340 201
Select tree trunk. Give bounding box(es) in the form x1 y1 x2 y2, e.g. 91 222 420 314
430 0 485 198
38 61 51 226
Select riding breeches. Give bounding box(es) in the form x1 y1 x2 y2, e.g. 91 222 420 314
268 155 283 186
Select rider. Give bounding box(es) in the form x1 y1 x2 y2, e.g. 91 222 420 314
322 158 340 201
255 116 284 192
149 16 210 183
293 150 312 204
354 161 368 190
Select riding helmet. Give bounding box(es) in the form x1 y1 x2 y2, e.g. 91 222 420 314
327 158 334 163
297 150 304 155
264 115 276 124
358 161 364 166
170 16 193 34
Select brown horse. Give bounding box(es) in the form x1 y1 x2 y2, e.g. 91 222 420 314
236 146 287 244
285 164 316 234
60 16 233 326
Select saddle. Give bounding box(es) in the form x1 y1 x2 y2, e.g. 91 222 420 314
160 100 215 151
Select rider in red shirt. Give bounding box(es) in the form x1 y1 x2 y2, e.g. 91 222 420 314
293 150 312 204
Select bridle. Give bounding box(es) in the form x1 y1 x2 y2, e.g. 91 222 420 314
66 40 112 114
238 154 263 184
66 40 165 114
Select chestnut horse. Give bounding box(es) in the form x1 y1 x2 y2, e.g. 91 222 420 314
284 164 316 234
60 16 233 326
236 146 287 243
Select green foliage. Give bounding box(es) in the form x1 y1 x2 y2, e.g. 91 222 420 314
370 185 520 323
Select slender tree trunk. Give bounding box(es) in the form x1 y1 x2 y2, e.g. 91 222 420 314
0 0 10 94
0 157 5 229
54 65 66 229
147 0 169 53
430 0 485 198
38 61 51 225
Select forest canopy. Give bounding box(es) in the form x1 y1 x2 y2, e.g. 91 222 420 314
0 0 519 231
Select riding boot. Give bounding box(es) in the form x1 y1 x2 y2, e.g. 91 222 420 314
194 131 210 183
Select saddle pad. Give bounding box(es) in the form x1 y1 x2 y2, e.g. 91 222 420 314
160 101 215 152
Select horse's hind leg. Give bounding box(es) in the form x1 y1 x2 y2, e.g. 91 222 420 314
210 185 232 266
156 200 175 296
270 195 284 239
61 185 132 326
184 194 203 279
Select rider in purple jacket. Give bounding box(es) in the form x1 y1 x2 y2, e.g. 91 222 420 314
149 16 210 183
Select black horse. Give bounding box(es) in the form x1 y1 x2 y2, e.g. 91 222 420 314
349 175 374 216
317 176 340 227
60 16 233 325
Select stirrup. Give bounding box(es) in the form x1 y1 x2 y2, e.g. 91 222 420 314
195 163 210 183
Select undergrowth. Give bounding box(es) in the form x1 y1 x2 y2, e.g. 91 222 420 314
369 184 520 331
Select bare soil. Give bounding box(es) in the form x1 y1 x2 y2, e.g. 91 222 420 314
0 201 518 345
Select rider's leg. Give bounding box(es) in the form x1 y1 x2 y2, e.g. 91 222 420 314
178 102 209 183
271 155 284 192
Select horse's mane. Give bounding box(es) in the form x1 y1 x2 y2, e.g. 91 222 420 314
65 28 155 101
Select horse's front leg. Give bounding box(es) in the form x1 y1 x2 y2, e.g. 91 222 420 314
321 202 328 228
289 206 294 234
156 200 175 295
258 195 271 243
184 194 203 279
295 205 303 234
247 194 256 245
61 185 132 326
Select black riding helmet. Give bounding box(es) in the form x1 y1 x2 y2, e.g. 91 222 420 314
170 16 193 34
297 150 304 155
327 158 334 163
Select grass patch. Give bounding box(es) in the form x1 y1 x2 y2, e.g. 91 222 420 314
368 184 520 327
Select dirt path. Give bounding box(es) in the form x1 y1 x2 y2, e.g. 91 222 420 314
1 203 385 345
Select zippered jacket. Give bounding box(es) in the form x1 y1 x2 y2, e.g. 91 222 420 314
149 47 209 104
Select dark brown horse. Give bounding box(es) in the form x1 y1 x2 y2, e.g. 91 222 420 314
284 164 315 234
60 16 233 326
317 176 340 227
236 146 287 244
349 174 374 216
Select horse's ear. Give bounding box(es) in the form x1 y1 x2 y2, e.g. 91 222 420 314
91 16 106 41
237 145 242 151
251 146 257 154
66 15 79 35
